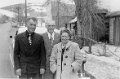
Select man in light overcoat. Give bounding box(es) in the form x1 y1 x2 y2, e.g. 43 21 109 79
42 21 60 79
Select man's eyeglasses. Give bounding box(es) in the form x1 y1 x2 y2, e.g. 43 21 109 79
30 24 36 26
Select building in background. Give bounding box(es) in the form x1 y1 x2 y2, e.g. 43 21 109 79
51 0 75 29
107 11 120 45
2 0 75 29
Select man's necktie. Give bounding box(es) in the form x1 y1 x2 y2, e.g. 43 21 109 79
28 34 32 45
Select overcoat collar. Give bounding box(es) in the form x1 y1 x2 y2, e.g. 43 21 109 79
59 41 72 51
25 30 35 38
21 30 34 38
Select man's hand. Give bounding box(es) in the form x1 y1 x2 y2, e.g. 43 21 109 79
40 68 45 74
16 69 21 76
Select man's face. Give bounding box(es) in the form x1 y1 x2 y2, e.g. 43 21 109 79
47 25 55 33
27 19 37 33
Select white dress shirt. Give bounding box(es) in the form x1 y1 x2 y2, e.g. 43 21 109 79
47 32 55 40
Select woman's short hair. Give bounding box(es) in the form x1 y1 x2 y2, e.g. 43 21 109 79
60 29 71 38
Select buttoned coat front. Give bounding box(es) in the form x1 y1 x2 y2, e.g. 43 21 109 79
50 41 85 79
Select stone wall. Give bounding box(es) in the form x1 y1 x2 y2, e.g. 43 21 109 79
81 44 120 61
84 54 120 79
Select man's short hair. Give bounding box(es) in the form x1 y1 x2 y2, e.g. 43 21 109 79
45 20 55 26
26 17 38 23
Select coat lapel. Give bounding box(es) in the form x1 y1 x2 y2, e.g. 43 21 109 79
57 41 72 54
53 33 59 45
44 32 51 45
21 32 30 48
57 41 72 55
65 41 72 51
30 34 38 47
45 33 49 41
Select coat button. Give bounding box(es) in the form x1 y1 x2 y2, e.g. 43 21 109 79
64 63 66 65
65 56 68 58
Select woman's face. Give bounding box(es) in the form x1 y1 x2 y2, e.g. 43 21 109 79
61 32 70 44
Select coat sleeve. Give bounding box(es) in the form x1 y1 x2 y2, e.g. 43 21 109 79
71 43 86 72
14 35 21 70
40 36 46 69
50 45 57 73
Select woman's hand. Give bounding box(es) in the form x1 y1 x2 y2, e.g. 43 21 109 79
71 62 80 73
50 64 57 73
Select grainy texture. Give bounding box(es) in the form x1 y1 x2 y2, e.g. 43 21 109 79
84 54 120 79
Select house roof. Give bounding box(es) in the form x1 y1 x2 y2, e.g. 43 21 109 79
69 17 77 23
106 11 120 18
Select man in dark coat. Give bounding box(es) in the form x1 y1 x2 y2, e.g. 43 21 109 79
14 17 46 79
42 21 60 79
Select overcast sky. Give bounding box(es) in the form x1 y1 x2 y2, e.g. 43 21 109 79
0 0 120 12
0 0 74 8
98 0 120 12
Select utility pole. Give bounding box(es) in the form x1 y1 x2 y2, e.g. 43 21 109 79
57 0 60 29
25 0 27 27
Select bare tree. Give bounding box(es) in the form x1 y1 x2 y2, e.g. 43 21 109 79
13 6 25 26
73 0 107 53
74 0 105 42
